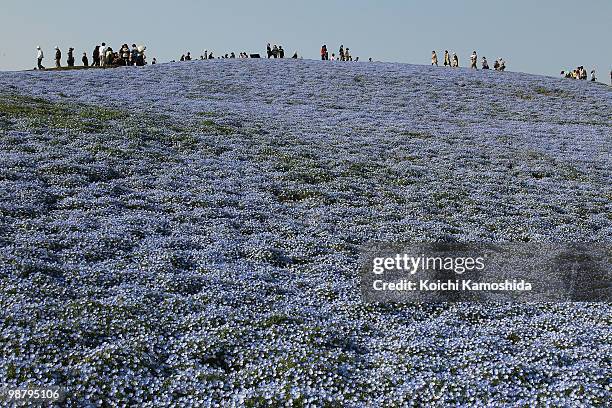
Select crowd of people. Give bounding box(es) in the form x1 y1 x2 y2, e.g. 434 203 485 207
33 43 609 85
266 44 286 58
431 50 506 71
175 44 302 62
560 66 597 82
179 51 247 60
319 44 360 62
35 43 148 70
177 51 261 61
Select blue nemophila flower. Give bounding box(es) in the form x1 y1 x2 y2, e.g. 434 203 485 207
0 59 610 406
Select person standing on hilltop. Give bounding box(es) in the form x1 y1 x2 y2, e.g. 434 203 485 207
339 45 345 61
92 45 100 67
279 46 284 58
100 43 107 67
136 46 146 66
451 52 459 67
82 52 89 67
104 46 113 66
67 47 75 67
266 43 272 58
321 45 327 60
590 69 596 82
121 44 130 66
130 44 139 66
431 51 438 66
54 46 62 68
36 46 45 69
443 50 450 66
470 51 477 69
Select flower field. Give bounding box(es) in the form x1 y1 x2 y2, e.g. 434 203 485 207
0 59 610 406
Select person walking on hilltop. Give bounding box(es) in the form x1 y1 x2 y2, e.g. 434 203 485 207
67 47 75 67
431 51 438 66
82 52 89 67
36 46 45 70
443 50 450 67
278 46 284 58
470 51 477 69
339 45 345 61
266 43 272 58
345 48 352 61
451 52 459 68
321 44 327 60
54 46 62 68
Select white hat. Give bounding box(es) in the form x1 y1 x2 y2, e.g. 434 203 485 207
55 46 59 49
36 46 41 49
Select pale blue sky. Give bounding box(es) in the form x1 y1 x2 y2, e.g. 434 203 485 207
0 0 610 80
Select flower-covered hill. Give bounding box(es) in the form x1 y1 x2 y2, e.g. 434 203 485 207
0 60 610 406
